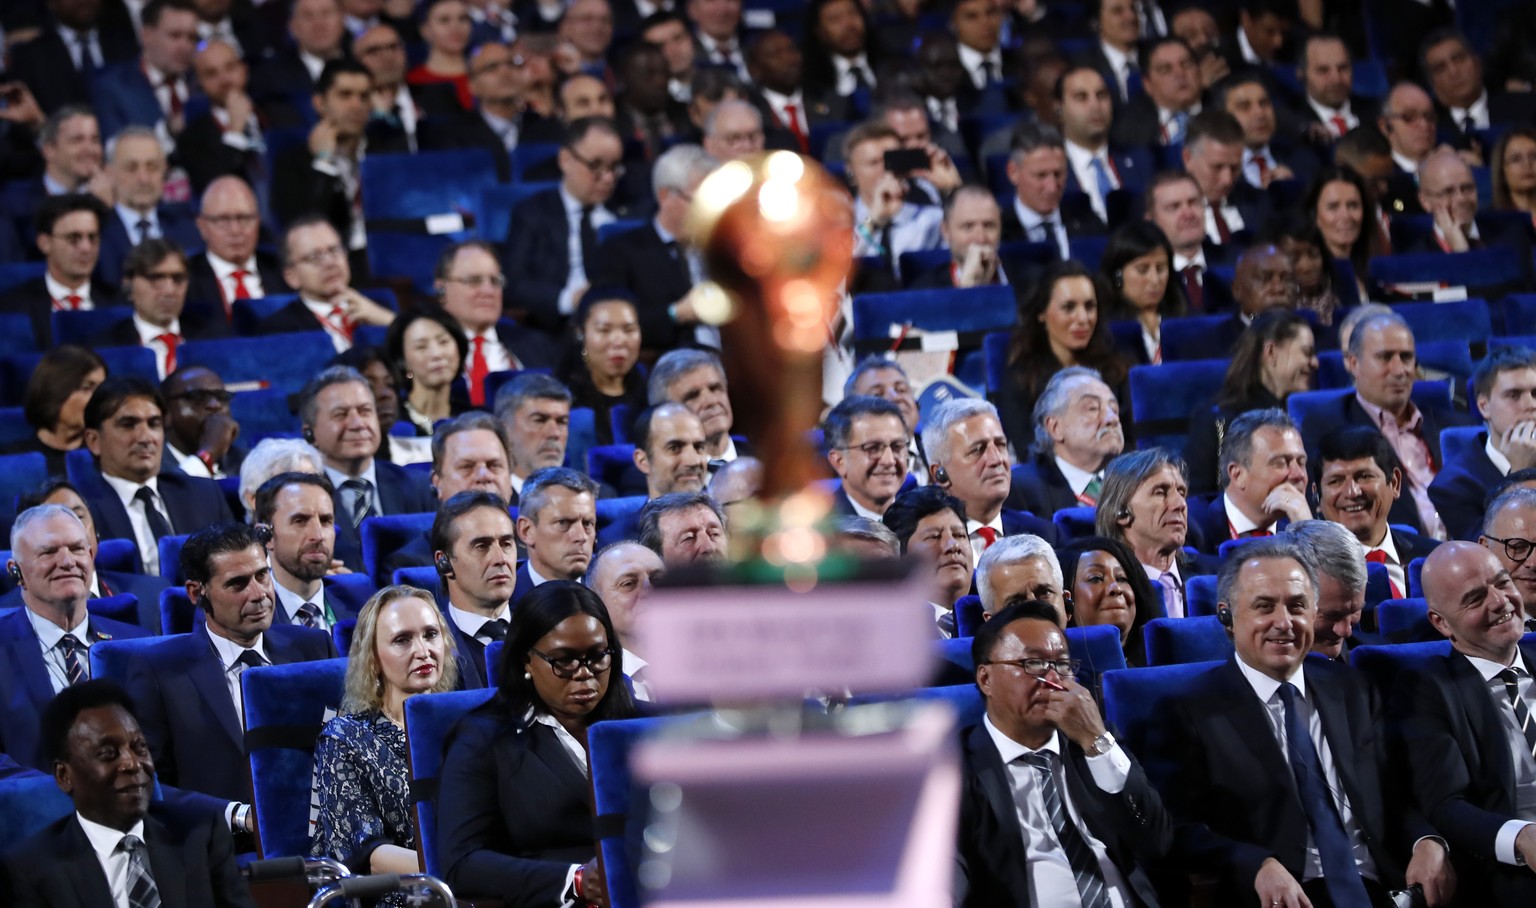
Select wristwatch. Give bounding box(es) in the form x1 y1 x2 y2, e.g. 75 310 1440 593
1085 731 1116 757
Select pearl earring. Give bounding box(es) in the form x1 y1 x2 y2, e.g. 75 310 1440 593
524 671 532 680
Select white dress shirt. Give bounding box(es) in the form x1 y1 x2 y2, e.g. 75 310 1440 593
24 606 96 694
131 314 181 380
833 54 877 95
1242 146 1278 189
207 628 270 728
1204 198 1245 245
1222 493 1274 538
526 559 553 587
1064 140 1118 223
557 184 615 315
324 461 381 519
760 87 807 137
449 602 511 641
1012 197 1071 260
99 473 168 575
1449 91 1491 132
926 94 960 133
1172 249 1208 285
625 648 653 702
1306 95 1359 138
208 251 265 303
1392 150 1421 175
57 25 103 70
165 441 218 480
852 198 945 264
390 83 421 151
958 42 1003 90
116 203 161 244
532 710 589 774
1463 651 1536 860
45 271 95 311
213 104 266 155
696 33 748 81
465 324 516 373
141 60 187 126
1099 41 1134 101
75 814 149 908
272 573 330 630
301 296 353 352
1053 456 1101 500
299 50 329 82
967 514 1005 564
1363 528 1406 598
1488 437 1514 477
196 17 243 56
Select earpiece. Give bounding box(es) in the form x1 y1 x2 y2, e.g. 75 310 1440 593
1217 605 1233 628
7 561 21 586
1116 505 1133 527
302 426 316 444
434 552 454 579
1113 270 1123 289
254 524 274 545
933 466 951 485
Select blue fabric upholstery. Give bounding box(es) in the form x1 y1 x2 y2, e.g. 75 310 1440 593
1439 426 1483 468
609 404 635 445
1289 382 1452 435
0 314 38 358
2 348 159 407
484 640 503 686
1068 236 1109 270
1500 294 1536 336
392 567 443 603
1101 662 1223 788
159 588 202 635
1371 250 1525 295
0 262 46 295
231 295 299 335
932 625 1125 688
564 407 598 475
1051 506 1098 542
332 619 356 655
228 387 300 443
1185 574 1218 618
157 534 190 582
91 634 174 685
51 308 132 347
476 182 558 242
1159 316 1236 362
596 497 647 547
1348 641 1452 699
0 451 47 521
1376 598 1429 637
1408 557 1426 598
97 538 141 574
1412 340 1476 382
402 688 496 877
510 144 560 181
0 407 30 449
587 445 638 490
179 333 338 394
588 714 698 908
87 593 141 626
244 657 349 857
1389 301 1493 351
1127 359 1230 453
1142 616 1233 666
851 286 1017 342
360 512 435 587
0 775 74 854
366 233 457 293
596 219 645 245
954 595 984 638
982 331 1010 395
361 148 497 223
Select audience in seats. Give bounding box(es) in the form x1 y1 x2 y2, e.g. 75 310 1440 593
1010 366 1124 517
635 490 728 568
1080 0 1141 106
108 242 228 380
1408 148 1529 254
251 0 347 114
585 541 664 701
1111 37 1202 149
829 514 902 560
1297 33 1377 144
6 3 138 116
882 485 973 638
19 107 110 221
844 357 927 485
385 307 470 435
643 13 699 104
707 456 762 524
913 186 1011 289
1057 67 1130 227
1059 534 1157 665
1423 30 1536 157
1434 348 1536 540
335 344 435 465
0 193 119 348
254 471 352 631
516 467 600 602
2 346 105 476
1096 448 1212 618
494 374 573 504
824 395 911 520
1002 122 1103 256
419 40 564 181
975 532 1067 625
1286 518 1383 660
431 490 517 690
1271 220 1344 326
353 25 427 154
558 289 645 447
407 0 476 112
846 121 944 273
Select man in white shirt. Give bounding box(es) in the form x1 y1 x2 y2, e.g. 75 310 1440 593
180 40 267 201
950 0 1006 92
1218 73 1301 190
688 0 748 81
975 534 1067 624
806 0 876 98
1416 148 1484 252
845 121 944 271
642 12 698 103
516 468 599 598
253 471 345 631
1481 488 1536 623
1202 408 1313 549
825 396 910 520
648 350 741 464
114 240 227 380
1097 448 1204 618
1012 366 1123 516
585 541 665 702
1057 66 1123 224
189 177 288 317
1422 30 1535 149
1144 171 1225 313
1317 426 1441 600
1298 34 1370 143
0 192 120 348
1002 122 1096 259
1182 110 1256 247
100 126 196 277
353 23 421 151
1089 0 1142 103
1432 349 1536 541
494 374 572 504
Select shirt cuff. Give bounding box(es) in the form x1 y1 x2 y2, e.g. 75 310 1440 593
177 452 213 478
559 863 581 907
557 281 583 316
313 159 341 178
1412 835 1448 857
1084 742 1132 794
1496 820 1533 865
221 130 253 151
224 801 240 832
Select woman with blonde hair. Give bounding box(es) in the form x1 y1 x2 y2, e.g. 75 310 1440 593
311 586 460 881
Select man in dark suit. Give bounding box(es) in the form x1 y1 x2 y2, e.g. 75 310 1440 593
1189 408 1312 554
1058 66 1152 230
1376 82 1437 214
248 0 348 124
1317 426 1441 600
1141 538 1453 906
1074 0 1142 107
1143 172 1237 315
1431 347 1536 540
515 468 599 605
5 106 108 247
1288 519 1391 662
911 187 1031 291
1396 541 1536 905
431 491 516 689
615 41 692 161
123 523 334 807
418 40 563 182
1183 110 1270 251
1109 38 1203 149
160 367 244 479
297 366 435 573
493 373 573 506
1007 367 1124 517
0 192 122 347
635 490 729 568
96 126 200 285
186 177 289 318
974 533 1069 625
0 505 151 771
999 122 1106 259
746 29 848 157
251 471 361 631
89 0 199 140
1 679 255 907
825 395 911 520
436 240 559 406
956 599 1172 906
1216 71 1321 192
1099 449 1219 619
1293 34 1379 146
6 0 140 115
256 216 395 352
176 40 278 199
1403 149 1533 260
97 240 229 381
79 376 236 578
503 116 625 336
1423 30 1536 152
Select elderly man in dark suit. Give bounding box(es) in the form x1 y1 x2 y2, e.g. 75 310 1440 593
95 127 199 286
1 679 255 907
1140 537 1455 907
1009 366 1124 518
1432 347 1536 541
1394 541 1536 906
1317 426 1441 599
956 599 1171 906
1402 150 1533 259
186 178 289 318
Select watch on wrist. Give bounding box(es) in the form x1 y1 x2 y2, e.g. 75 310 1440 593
1086 731 1115 757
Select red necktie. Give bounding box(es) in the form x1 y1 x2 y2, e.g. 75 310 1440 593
1364 549 1403 598
1212 203 1232 244
230 269 252 300
325 305 354 342
1241 528 1272 539
782 103 809 154
1255 154 1269 183
975 526 999 548
1181 265 1204 312
56 294 83 311
468 335 489 407
156 333 180 373
1330 114 1348 137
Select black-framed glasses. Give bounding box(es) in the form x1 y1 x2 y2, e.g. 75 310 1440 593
170 389 234 406
843 441 909 460
566 148 625 178
530 647 614 678
984 657 1081 677
1483 534 1535 565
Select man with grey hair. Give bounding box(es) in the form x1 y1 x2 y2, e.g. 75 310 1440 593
99 125 198 284
1287 518 1383 660
830 515 901 559
1479 486 1536 615
701 98 765 161
1189 407 1311 552
648 348 742 463
297 365 434 571
845 356 927 485
1009 366 1123 517
591 143 720 350
636 490 728 567
1001 121 1106 257
0 505 151 769
975 533 1067 625
493 373 574 503
237 438 326 519
585 540 666 700
924 397 1057 561
514 467 599 604
1298 310 1476 539
825 395 911 519
1096 447 1216 618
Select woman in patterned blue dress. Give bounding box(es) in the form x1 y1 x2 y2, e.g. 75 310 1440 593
311 585 460 878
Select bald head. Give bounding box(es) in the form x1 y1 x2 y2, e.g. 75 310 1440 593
1423 541 1527 663
1418 149 1478 231
197 177 262 263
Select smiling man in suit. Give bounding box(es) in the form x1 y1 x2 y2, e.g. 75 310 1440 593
956 598 1171 907
1190 408 1312 552
0 192 122 347
432 491 517 689
824 395 911 520
1010 366 1124 517
1317 426 1441 598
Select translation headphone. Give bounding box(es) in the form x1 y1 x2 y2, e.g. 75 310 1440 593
253 524 274 546
1113 270 1124 290
1115 505 1133 527
434 552 455 579
302 426 316 443
933 466 951 485
1217 605 1233 628
7 561 22 586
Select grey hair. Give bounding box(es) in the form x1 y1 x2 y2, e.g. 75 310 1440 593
1030 366 1105 457
647 349 725 406
10 504 84 553
106 124 162 162
703 98 761 138
1482 486 1536 537
921 397 1000 467
1286 519 1367 596
493 372 572 421
39 105 96 148
636 491 727 554
976 534 1062 614
1336 302 1392 353
238 438 326 518
1095 448 1189 539
831 515 900 558
1009 120 1066 161
1215 535 1319 611
1218 408 1296 491
520 467 600 523
1345 311 1411 360
652 144 717 198
297 366 371 427
842 356 909 400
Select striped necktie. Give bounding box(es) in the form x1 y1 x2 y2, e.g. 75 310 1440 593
1018 751 1111 908
59 634 89 685
119 834 161 908
1499 668 1536 761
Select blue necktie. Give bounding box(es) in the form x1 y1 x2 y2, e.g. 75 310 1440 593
1090 156 1115 202
1277 683 1371 908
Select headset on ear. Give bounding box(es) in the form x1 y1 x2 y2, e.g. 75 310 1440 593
1217 605 1232 628
254 524 274 545
933 466 951 485
1116 505 1133 527
1113 269 1123 289
434 552 454 579
7 561 21 585
302 426 316 444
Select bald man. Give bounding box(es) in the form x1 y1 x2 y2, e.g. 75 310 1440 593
178 39 267 196
188 177 290 315
1402 149 1533 257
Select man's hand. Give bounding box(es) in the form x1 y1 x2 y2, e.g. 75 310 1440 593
1254 857 1312 908
1502 421 1536 472
1262 163 1295 188
86 168 115 207
0 82 44 130
340 288 396 326
1198 54 1230 90
309 120 339 158
325 559 352 575
553 41 582 75
1405 838 1455 907
913 143 961 195
1517 824 1536 874
198 412 241 463
955 243 997 289
224 90 253 135
1262 484 1313 525
1037 676 1107 750
1429 196 1468 252
580 858 609 908
868 173 904 228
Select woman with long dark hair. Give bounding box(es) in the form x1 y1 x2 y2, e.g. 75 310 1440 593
1304 165 1376 303
1099 221 1185 365
1491 126 1536 225
557 288 646 447
2 345 106 474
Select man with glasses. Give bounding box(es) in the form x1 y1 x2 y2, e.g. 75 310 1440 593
421 41 564 182
178 40 268 199
824 395 910 520
1405 148 1531 255
1478 487 1536 616
436 240 555 405
956 598 1170 907
1377 82 1440 182
353 23 428 152
99 239 229 379
160 367 243 479
188 177 289 317
257 215 394 351
0 192 122 347
504 116 624 335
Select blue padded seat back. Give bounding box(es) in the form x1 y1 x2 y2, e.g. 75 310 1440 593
51 308 132 347
1127 359 1230 453
0 775 75 854
1142 616 1233 666
91 635 178 685
1051 506 1098 542
932 625 1125 688
510 144 561 181
1101 661 1223 788
597 220 645 245
851 286 1017 342
983 331 1011 395
1160 315 1237 362
366 233 456 293
954 595 984 638
1185 574 1218 618
1439 426 1483 468
1371 250 1524 293
476 181 558 243
360 512 435 587
228 387 300 443
1376 598 1430 638
0 450 48 516
402 688 496 877
1501 294 1536 335
0 262 46 295
1408 557 1426 598
1349 641 1453 701
564 406 598 474
0 407 31 448
157 534 190 582
1388 301 1493 350
326 573 379 617
243 657 349 857
332 619 356 655
159 588 203 635
361 148 497 222
587 444 638 490
179 332 337 393
87 593 141 627
392 567 444 606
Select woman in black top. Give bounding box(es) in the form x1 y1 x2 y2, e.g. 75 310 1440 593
558 288 647 447
1099 221 1186 366
2 345 106 475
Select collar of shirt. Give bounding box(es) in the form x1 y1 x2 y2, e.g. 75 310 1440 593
1236 649 1305 702
531 710 589 773
1053 455 1099 497
1158 103 1198 127
1392 150 1420 175
653 216 679 246
207 251 257 283
100 472 162 513
509 471 527 496
1099 40 1130 76
303 295 351 330
142 59 174 92
760 86 804 118
833 53 872 87
1451 91 1490 128
207 626 269 671
525 559 551 587
1141 559 1182 586
323 461 380 494
24 605 91 653
271 571 324 624
1368 526 1401 564
1012 196 1058 233
1487 436 1514 475
481 106 516 141
1172 250 1207 273
983 711 1061 763
44 271 91 306
846 493 885 521
1223 491 1269 535
1306 94 1353 126
718 436 739 462
117 203 158 236
558 183 614 227
1354 391 1422 435
299 49 329 82
1064 140 1112 181
449 602 511 638
967 515 1004 539
76 813 146 866
1243 146 1274 170
131 312 181 346
43 172 74 196
1465 649 1532 683
956 42 1001 88
57 24 94 49
697 32 738 60
1237 27 1262 65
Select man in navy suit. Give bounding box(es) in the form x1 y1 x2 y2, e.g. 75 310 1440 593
911 188 1029 290
252 471 359 632
1217 71 1320 192
825 395 911 520
1405 150 1533 261
1189 408 1313 554
298 366 435 572
97 241 229 380
96 127 200 285
0 192 123 347
1144 172 1236 314
1292 35 1379 147
432 491 517 690
436 241 559 405
1007 367 1124 518
1288 519 1390 661
90 0 200 140
256 217 395 352
123 523 334 809
1431 348 1536 541
6 0 140 115
0 505 151 770
79 375 235 577
922 398 1059 564
187 177 290 318
1109 37 1203 149
515 468 599 605
999 122 1106 258
1183 110 1271 251
1317 426 1442 599
1058 66 1150 230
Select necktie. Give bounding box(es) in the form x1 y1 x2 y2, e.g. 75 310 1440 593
295 601 323 629
1090 156 1115 201
119 834 161 908
325 305 354 342
936 609 956 639
468 335 489 407
1461 113 1476 136
1498 669 1536 761
1240 528 1272 539
1363 549 1402 598
1039 219 1061 259
155 333 180 374
975 526 999 548
133 487 174 541
579 205 598 275
234 649 266 672
1276 683 1372 908
1330 114 1349 138
1018 751 1112 908
57 294 83 311
850 63 870 90
75 33 99 75
1254 153 1269 184
1077 475 1103 506
136 218 152 244
59 634 89 685
340 478 374 529
479 618 509 642
229 270 252 300
1181 264 1204 312
781 102 809 154
1212 204 1232 244
981 58 999 84
164 76 183 121
1156 571 1182 617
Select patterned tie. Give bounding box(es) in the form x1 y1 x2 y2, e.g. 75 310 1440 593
468 336 489 407
1018 751 1112 908
59 634 89 686
1498 669 1536 761
1077 475 1103 506
1181 264 1204 312
1277 683 1372 908
975 526 999 549
230 270 252 300
478 618 509 642
119 834 161 908
1363 549 1402 598
133 487 174 541
295 601 323 629
155 333 180 374
341 478 374 529
936 609 956 639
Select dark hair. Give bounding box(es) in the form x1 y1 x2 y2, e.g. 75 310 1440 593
1007 260 1127 402
122 237 188 282
1474 345 1536 401
1256 215 1336 296
1137 35 1194 75
1334 124 1391 163
1216 310 1314 408
803 0 875 92
384 306 469 394
559 287 643 400
1057 535 1157 666
635 491 725 553
822 395 907 450
1051 63 1106 102
332 344 405 395
492 580 636 724
1492 127 1536 211
431 411 513 475
563 115 621 148
1303 165 1377 278
181 522 265 587
42 679 140 766
881 486 968 552
24 346 107 432
18 477 83 512
1210 67 1272 112
690 66 747 103
1316 424 1402 483
1142 169 1201 216
316 58 372 96
430 490 511 556
971 599 1062 667
1098 221 1185 321
141 0 193 29
253 471 337 526
35 193 108 238
1417 27 1471 84
1184 109 1245 149
83 375 164 431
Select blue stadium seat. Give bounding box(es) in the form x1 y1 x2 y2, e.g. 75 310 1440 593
51 308 132 347
982 330 1012 395
97 538 141 574
1159 316 1237 362
0 262 45 295
1051 506 1097 542
1348 641 1452 698
510 143 561 181
1408 557 1426 598
159 588 201 635
1500 294 1536 336
1 347 158 406
0 774 74 854
0 451 48 521
360 512 435 587
362 149 497 229
475 181 559 243
0 314 37 359
228 387 299 443
1388 300 1494 351
1141 616 1233 666
898 241 1055 289
954 594 984 637
1127 359 1230 453
596 219 645 245
484 640 504 686
587 444 638 490
1068 236 1109 271
1289 382 1453 441
157 534 189 582
610 404 635 445
231 289 398 337
1376 598 1429 638
564 407 599 475
1101 661 1223 786
402 688 496 877
90 634 169 685
366 233 457 293
179 332 337 393
243 658 348 857
1439 425 1483 467
932 624 1126 688
0 407 30 450
392 567 443 605
332 618 356 655
1371 250 1525 297
596 496 647 547
87 593 142 627
1184 574 1218 618
851 286 1017 344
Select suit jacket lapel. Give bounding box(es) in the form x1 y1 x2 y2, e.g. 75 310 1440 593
143 813 189 908
1215 659 1298 797
190 628 245 749
60 817 117 908
529 721 590 794
966 724 1028 868
1449 650 1518 797
0 610 59 714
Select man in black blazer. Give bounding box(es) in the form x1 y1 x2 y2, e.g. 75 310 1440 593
824 395 911 520
515 467 599 605
999 122 1106 259
1188 409 1313 554
298 366 435 573
79 376 235 578
1074 0 1142 107
0 191 122 347
1317 426 1441 600
431 491 517 690
1404 150 1533 261
2 679 255 908
1141 538 1454 907
186 177 289 318
1432 348 1536 540
177 40 282 199
1216 72 1321 192
5 1 139 115
1006 368 1124 517
1423 30 1536 150
248 0 349 124
1292 34 1379 146
1143 172 1236 315
251 471 362 630
96 127 200 286
957 599 1171 906
1182 110 1270 250
912 187 1033 290
96 240 230 380
1396 541 1536 905
1286 520 1390 661
253 217 395 351
1109 38 1203 149
418 41 564 182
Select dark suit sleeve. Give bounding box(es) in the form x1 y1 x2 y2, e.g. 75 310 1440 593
503 196 571 332
125 649 180 788
1108 752 1175 864
197 807 258 908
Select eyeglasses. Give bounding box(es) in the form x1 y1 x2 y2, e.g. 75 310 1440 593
984 657 1081 677
51 231 99 246
137 270 188 286
529 647 615 678
444 274 507 289
357 40 404 56
1388 111 1435 125
294 244 346 267
170 388 234 406
1424 182 1477 200
566 148 626 178
843 441 909 460
473 55 525 75
1483 534 1535 565
200 214 260 228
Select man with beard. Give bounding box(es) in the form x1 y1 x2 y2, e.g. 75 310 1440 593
1009 367 1123 516
253 471 365 632
825 396 910 519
